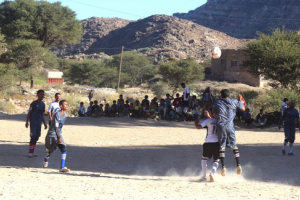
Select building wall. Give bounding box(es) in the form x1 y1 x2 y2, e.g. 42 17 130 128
211 49 260 87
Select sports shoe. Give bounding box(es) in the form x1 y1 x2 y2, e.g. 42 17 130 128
27 153 33 158
237 165 242 175
282 150 286 155
59 167 70 173
33 153 38 157
288 152 294 156
209 173 215 182
199 176 207 182
43 161 48 168
221 168 226 176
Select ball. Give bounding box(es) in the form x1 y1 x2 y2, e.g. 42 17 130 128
211 47 221 59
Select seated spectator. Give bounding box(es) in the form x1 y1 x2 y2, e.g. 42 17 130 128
86 101 93 117
185 107 194 121
192 105 200 121
123 100 130 116
243 108 253 126
141 101 149 119
141 95 150 107
78 102 85 117
165 93 173 109
173 93 182 109
92 100 100 117
117 95 124 113
104 103 111 117
147 99 158 120
99 104 104 117
111 100 119 117
129 102 134 116
153 97 159 110
256 109 267 128
166 105 175 120
132 100 141 118
189 95 199 109
158 99 167 119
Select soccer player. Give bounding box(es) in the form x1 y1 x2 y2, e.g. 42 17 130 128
47 93 61 125
43 100 70 173
278 100 299 156
194 112 219 182
25 90 47 158
212 89 245 176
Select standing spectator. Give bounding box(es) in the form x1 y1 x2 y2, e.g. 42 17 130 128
280 98 288 116
25 90 47 158
141 95 150 107
256 109 267 128
78 102 85 117
165 93 173 108
88 90 94 102
181 83 190 110
278 101 299 156
48 93 61 125
86 101 93 117
202 86 214 118
212 89 245 176
117 95 125 113
243 108 253 126
236 94 246 122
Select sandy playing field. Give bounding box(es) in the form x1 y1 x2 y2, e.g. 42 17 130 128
0 113 299 200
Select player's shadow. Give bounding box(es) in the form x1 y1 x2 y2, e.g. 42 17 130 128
0 143 299 186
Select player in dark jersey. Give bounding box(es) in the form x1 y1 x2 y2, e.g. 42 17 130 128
25 90 47 158
278 100 299 156
43 100 70 173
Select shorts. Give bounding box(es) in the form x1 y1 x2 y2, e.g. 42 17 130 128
45 135 67 153
203 142 220 160
30 125 41 142
284 125 296 142
216 123 237 149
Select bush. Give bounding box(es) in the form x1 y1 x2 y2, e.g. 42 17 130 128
0 100 16 113
64 94 81 116
151 82 171 99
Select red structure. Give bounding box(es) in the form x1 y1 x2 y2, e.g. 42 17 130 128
48 71 63 85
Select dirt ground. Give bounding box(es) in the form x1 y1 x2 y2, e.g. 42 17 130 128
0 113 299 200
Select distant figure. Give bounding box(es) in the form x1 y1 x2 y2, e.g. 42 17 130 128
202 86 214 118
280 98 288 116
181 83 190 109
117 95 124 113
91 100 100 117
25 90 47 158
111 100 119 117
48 93 61 125
141 95 150 107
78 102 85 117
86 101 93 117
256 109 267 128
172 93 182 108
278 101 299 156
44 100 70 173
88 90 94 102
243 108 253 126
236 94 246 122
194 112 219 182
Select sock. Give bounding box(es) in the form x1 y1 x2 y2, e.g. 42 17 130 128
211 161 219 174
233 149 240 167
289 143 294 153
201 158 207 178
283 141 287 150
60 152 67 169
44 156 49 162
33 143 36 154
29 143 35 154
219 150 225 169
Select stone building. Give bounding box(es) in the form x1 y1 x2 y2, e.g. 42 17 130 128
211 49 262 87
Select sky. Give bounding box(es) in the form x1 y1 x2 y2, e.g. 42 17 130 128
42 0 207 21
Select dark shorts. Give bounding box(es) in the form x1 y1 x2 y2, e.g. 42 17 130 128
45 136 67 153
203 142 220 160
284 125 296 142
30 125 41 142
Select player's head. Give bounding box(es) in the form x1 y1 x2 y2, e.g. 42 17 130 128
181 83 185 88
220 89 230 98
36 90 45 100
59 100 68 111
289 100 295 108
55 93 61 101
284 98 288 102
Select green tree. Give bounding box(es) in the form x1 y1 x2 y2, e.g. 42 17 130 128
0 0 82 47
110 51 156 87
0 63 19 90
158 58 204 95
243 28 300 89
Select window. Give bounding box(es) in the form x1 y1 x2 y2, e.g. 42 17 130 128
231 54 238 67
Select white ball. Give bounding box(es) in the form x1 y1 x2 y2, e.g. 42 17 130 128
211 47 221 59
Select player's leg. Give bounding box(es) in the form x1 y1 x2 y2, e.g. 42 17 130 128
201 143 209 180
28 126 41 158
58 141 70 173
209 142 220 182
216 125 227 176
283 126 291 155
288 126 296 156
44 137 57 168
227 125 242 175
43 148 53 168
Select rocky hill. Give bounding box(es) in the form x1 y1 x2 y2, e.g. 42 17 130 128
56 15 246 61
174 0 300 39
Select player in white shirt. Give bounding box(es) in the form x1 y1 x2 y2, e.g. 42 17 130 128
48 93 61 125
280 98 288 116
194 112 219 182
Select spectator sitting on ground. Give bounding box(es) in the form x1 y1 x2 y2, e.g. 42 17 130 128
123 100 130 116
86 101 93 117
165 93 173 109
104 103 111 117
92 100 100 117
78 102 85 117
166 105 175 120
173 93 182 108
141 101 149 119
153 97 159 110
132 100 141 118
158 99 167 119
190 95 199 109
192 105 200 120
141 95 150 107
117 95 124 113
185 107 194 121
243 108 253 126
129 102 134 116
111 100 119 117
99 104 104 117
147 99 158 120
256 109 267 128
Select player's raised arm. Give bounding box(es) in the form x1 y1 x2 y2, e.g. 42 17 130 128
194 120 203 129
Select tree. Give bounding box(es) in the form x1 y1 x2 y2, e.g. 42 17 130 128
158 58 204 95
8 39 58 86
243 28 300 89
110 51 156 87
0 63 19 90
0 0 82 47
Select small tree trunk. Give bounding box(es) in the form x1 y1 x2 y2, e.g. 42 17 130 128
30 76 34 89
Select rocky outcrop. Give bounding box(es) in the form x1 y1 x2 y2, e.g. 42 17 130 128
56 15 246 62
174 0 300 39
